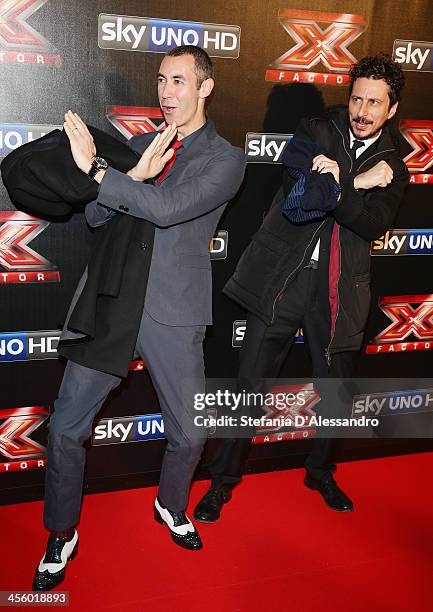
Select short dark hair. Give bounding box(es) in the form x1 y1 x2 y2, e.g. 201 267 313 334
349 53 405 107
167 45 214 87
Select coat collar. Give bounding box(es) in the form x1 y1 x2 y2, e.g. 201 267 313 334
161 118 217 184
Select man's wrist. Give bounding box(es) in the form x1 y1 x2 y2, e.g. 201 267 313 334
93 169 106 184
127 167 145 182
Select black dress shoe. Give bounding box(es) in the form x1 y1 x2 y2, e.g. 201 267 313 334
304 473 354 512
33 530 78 591
154 498 202 550
193 486 232 523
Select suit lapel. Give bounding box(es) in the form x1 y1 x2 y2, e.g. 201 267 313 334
162 120 216 184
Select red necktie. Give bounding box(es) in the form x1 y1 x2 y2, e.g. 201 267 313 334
157 139 183 185
328 222 340 338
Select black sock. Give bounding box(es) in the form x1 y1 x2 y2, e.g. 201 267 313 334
50 528 75 541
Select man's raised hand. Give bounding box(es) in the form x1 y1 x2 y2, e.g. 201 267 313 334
63 110 96 173
128 123 178 182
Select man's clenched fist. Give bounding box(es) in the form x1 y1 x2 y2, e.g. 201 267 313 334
354 160 393 189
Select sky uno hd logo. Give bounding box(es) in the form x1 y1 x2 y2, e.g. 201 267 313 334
352 388 433 417
400 120 433 185
366 294 433 355
232 320 303 347
92 414 165 446
0 330 148 369
210 230 228 260
106 106 165 139
245 133 292 163
0 0 61 65
232 320 246 347
0 212 60 284
98 14 241 58
0 123 61 157
0 330 60 363
0 405 49 472
371 230 433 256
393 40 433 72
265 10 366 85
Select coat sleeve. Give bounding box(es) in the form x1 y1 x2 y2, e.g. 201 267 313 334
96 147 246 228
85 200 116 227
281 119 312 199
84 133 152 228
333 158 409 241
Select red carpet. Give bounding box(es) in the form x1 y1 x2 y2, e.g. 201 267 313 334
1 452 433 611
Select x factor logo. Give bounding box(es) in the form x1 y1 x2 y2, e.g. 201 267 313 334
265 10 366 86
253 383 319 444
366 294 433 354
0 406 49 472
0 211 59 284
0 0 61 65
106 106 165 139
400 120 433 185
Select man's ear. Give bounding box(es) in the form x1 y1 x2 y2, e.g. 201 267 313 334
387 101 398 120
199 78 214 99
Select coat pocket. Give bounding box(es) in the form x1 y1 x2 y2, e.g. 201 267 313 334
348 272 372 336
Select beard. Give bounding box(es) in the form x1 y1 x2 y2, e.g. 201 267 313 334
351 116 382 140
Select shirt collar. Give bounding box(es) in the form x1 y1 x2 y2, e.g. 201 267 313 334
178 120 208 151
349 128 382 153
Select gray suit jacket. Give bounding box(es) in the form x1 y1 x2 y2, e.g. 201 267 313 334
86 120 246 326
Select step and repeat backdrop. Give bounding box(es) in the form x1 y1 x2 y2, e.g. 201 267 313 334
1 0 432 503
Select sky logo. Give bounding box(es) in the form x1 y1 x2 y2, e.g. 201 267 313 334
92 414 165 445
245 133 292 163
98 14 241 58
371 229 433 256
393 40 433 72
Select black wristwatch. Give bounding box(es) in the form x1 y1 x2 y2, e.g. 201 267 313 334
88 156 108 180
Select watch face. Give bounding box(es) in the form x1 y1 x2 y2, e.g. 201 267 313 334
93 156 108 169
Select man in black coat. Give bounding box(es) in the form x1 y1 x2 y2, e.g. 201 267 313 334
32 46 245 591
194 54 409 522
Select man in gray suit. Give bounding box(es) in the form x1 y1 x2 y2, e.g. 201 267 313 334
33 45 245 591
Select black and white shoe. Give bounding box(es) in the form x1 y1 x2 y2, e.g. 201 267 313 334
33 530 78 591
154 497 202 550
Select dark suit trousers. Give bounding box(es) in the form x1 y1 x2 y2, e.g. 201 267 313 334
44 308 207 531
207 263 358 489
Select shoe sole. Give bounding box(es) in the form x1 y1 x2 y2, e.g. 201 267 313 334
304 481 354 512
193 515 220 524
